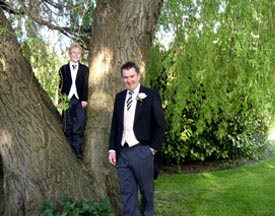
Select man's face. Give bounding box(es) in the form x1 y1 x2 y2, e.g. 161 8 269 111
122 67 141 91
69 47 82 63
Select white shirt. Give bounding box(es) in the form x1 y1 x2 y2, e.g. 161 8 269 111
68 62 79 99
121 84 140 147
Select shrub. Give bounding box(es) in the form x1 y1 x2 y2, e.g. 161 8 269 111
40 197 114 216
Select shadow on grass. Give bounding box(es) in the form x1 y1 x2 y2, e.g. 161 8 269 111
161 141 275 175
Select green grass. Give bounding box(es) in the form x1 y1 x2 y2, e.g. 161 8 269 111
155 156 275 216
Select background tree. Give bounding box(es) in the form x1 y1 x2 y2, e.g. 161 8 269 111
2 0 94 48
147 0 275 167
0 0 164 215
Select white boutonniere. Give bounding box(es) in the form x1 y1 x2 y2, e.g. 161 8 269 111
136 92 147 104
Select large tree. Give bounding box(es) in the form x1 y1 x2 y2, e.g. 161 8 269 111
0 0 163 215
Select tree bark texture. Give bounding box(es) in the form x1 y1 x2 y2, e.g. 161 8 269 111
86 0 163 213
0 9 99 216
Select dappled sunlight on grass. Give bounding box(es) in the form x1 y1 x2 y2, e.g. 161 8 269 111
266 164 275 169
155 155 275 216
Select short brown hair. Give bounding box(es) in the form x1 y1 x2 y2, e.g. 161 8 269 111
121 61 140 76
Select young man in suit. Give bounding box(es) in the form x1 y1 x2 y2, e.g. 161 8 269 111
108 61 165 216
58 43 89 160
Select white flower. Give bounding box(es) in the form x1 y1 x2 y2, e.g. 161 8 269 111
137 92 147 102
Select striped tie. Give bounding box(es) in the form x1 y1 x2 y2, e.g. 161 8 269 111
127 91 133 111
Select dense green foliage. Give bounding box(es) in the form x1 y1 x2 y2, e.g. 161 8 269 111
22 37 62 105
147 0 275 164
40 197 113 216
155 155 275 216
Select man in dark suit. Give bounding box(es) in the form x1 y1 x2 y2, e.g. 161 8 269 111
108 61 165 216
59 43 89 160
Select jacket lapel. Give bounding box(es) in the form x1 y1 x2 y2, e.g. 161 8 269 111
134 85 146 125
76 62 82 80
66 63 72 81
118 90 127 125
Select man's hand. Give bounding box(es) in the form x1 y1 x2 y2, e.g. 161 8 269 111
108 151 117 166
150 148 157 155
81 101 88 108
58 102 63 109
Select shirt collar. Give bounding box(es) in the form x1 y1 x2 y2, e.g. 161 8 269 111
70 61 79 67
128 84 140 95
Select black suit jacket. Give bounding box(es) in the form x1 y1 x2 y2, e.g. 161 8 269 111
109 85 166 178
59 62 89 101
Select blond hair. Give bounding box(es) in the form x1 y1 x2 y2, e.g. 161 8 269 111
68 43 82 54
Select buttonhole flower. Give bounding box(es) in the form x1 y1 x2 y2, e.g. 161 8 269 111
136 92 147 104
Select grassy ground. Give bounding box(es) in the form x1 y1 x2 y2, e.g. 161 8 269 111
1 154 274 215
154 156 275 216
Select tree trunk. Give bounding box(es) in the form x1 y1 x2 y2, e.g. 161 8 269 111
0 0 163 215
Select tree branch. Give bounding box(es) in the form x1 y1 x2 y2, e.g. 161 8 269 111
0 0 23 15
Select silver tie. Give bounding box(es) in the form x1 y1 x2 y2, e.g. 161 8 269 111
127 91 133 111
72 64 77 70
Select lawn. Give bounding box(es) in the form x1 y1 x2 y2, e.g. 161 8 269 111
154 156 275 216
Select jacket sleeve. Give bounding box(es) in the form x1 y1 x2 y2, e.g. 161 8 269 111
82 65 89 101
109 94 119 151
150 90 166 151
58 66 64 103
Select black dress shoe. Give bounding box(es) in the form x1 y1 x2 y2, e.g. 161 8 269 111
76 154 83 160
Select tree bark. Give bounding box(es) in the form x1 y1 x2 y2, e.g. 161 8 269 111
0 0 163 215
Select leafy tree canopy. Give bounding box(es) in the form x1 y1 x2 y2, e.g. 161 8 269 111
2 0 95 49
148 0 275 164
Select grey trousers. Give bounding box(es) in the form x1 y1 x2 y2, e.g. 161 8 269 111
117 144 154 216
64 96 86 157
